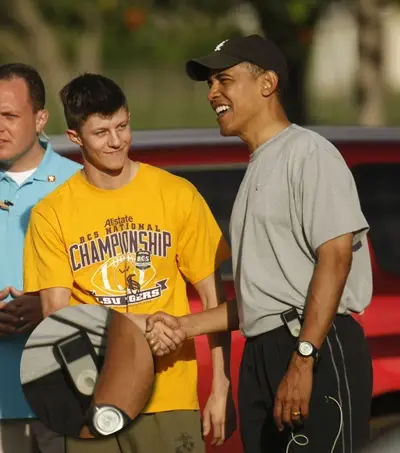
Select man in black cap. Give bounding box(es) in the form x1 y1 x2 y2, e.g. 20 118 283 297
147 35 374 453
186 35 290 146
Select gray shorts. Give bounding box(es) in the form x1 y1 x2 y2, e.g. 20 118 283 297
66 410 205 453
0 419 64 453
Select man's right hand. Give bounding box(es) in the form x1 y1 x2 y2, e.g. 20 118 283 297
0 287 20 337
145 312 186 357
5 289 43 334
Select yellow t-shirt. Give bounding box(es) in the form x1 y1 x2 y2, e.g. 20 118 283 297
24 163 230 413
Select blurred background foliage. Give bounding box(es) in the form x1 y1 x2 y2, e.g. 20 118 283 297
0 0 398 133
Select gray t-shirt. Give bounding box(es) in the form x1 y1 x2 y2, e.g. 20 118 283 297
230 124 372 338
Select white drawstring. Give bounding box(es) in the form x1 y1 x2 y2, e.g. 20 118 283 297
285 396 343 453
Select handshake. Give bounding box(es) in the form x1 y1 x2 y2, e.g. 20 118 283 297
144 312 187 357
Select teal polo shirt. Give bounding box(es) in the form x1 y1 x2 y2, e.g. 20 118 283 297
0 141 81 419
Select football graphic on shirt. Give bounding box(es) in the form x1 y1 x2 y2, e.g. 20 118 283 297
91 251 156 296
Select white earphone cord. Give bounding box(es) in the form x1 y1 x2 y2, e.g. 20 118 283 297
285 396 343 453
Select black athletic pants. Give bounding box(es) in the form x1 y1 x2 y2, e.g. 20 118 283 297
238 315 373 453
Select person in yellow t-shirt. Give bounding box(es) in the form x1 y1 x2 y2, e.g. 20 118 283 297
23 74 236 453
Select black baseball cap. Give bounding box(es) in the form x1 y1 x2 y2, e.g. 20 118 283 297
186 34 288 89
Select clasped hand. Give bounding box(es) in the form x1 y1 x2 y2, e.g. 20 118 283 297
145 311 186 356
0 287 43 337
145 312 237 446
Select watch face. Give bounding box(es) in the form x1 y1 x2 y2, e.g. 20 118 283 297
94 407 124 436
298 342 313 356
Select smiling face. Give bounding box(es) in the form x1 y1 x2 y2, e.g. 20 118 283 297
207 63 273 137
67 107 131 174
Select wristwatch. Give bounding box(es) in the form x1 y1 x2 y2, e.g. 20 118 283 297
296 341 320 363
84 404 131 437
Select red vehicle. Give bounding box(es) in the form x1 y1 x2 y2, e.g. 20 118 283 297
52 126 400 452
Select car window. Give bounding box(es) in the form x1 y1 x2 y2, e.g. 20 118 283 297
352 163 400 275
170 166 246 279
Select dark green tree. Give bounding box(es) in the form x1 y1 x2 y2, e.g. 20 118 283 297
0 0 134 129
248 0 331 124
156 0 387 126
154 0 332 124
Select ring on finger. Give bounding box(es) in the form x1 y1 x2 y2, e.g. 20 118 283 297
292 411 301 417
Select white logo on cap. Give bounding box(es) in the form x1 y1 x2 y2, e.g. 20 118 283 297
215 40 228 51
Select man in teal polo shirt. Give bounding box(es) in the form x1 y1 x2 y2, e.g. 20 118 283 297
0 63 81 452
